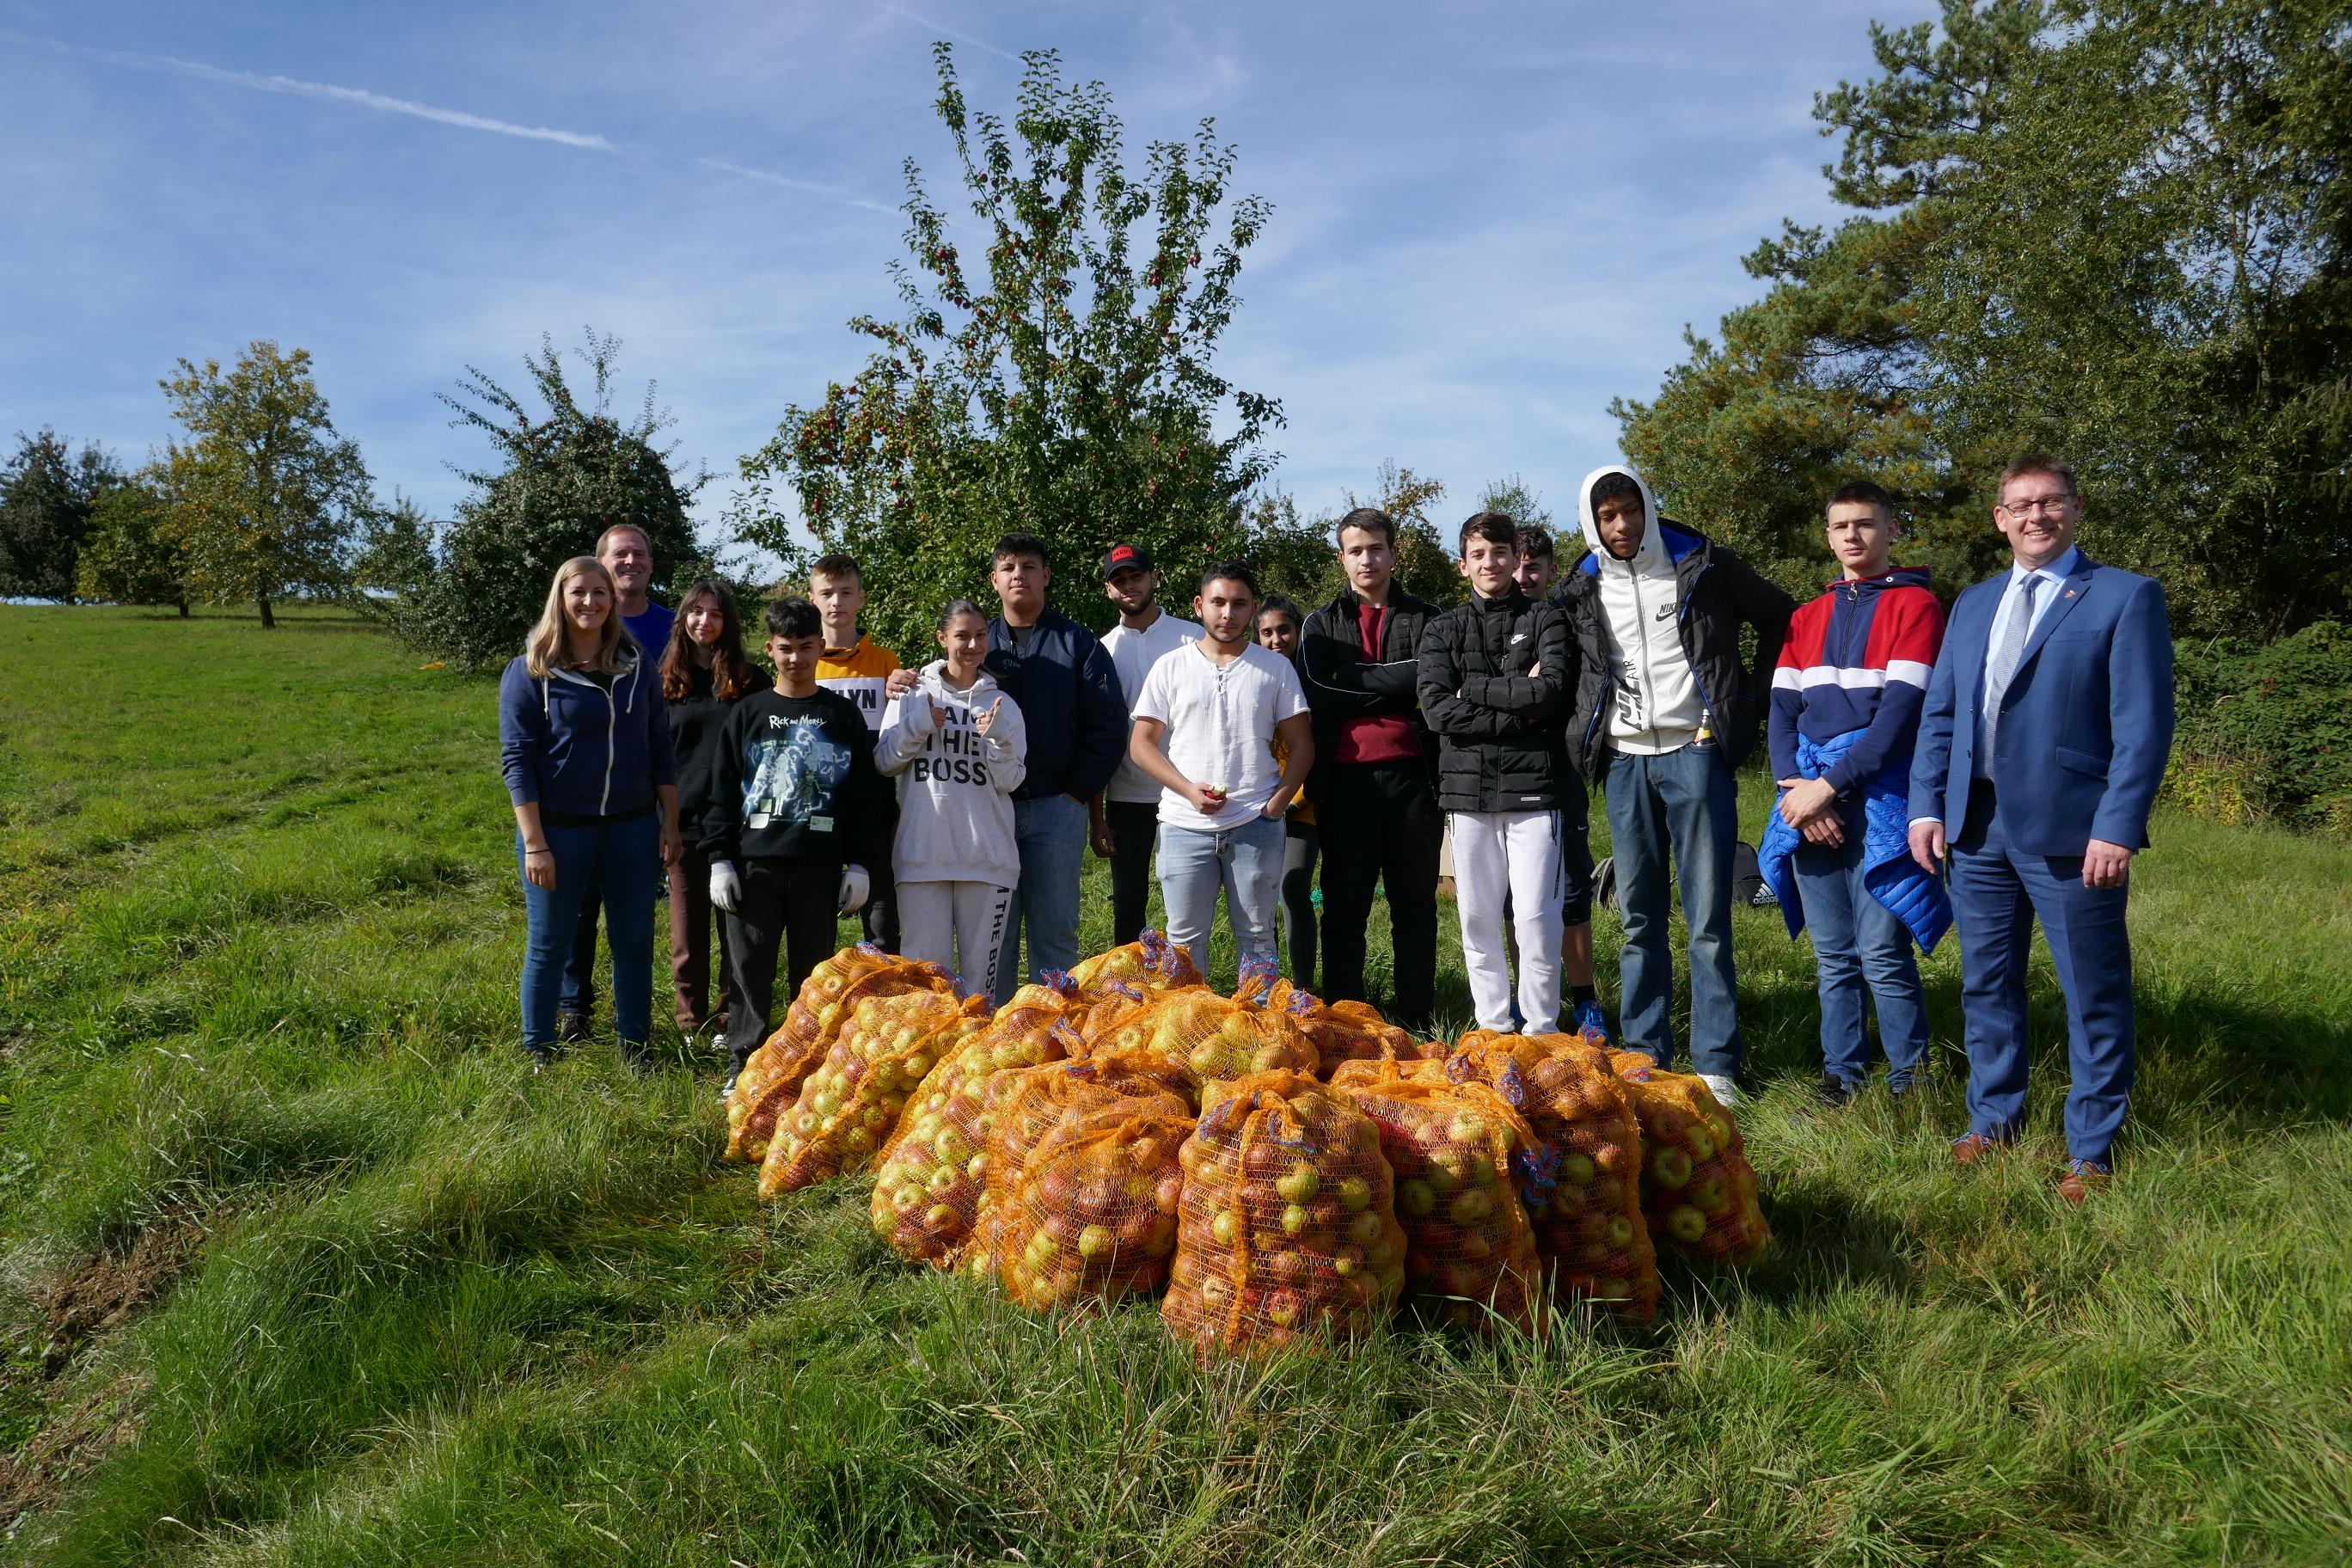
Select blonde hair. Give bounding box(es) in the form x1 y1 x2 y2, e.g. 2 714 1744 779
524 556 630 678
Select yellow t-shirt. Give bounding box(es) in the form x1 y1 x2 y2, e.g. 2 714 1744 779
1271 731 1314 826
816 633 901 733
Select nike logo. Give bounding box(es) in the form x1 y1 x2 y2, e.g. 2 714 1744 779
1653 603 1675 622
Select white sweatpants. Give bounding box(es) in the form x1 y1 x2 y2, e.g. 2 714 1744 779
897 879 1013 999
1449 810 1565 1034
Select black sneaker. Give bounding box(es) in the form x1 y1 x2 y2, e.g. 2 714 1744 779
1817 1075 1860 1108
558 1012 591 1044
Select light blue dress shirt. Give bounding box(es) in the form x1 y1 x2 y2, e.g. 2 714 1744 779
1975 545 2082 776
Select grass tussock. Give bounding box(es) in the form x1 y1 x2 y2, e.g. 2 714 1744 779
3 606 2349 1566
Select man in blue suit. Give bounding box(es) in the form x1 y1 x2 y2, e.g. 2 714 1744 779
1908 454 2175 1204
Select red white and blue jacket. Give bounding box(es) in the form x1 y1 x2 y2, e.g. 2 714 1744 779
1767 567 1944 794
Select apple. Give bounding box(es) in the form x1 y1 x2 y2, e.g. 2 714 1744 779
1281 1204 1311 1236
1647 1145 1693 1189
1399 1179 1436 1217
1210 1210 1241 1247
1335 1175 1372 1212
1603 1214 1635 1249
1076 1223 1114 1259
1687 1173 1730 1216
1664 1205 1707 1245
1275 1163 1321 1203
1346 1210 1385 1247
1449 1188 1495 1225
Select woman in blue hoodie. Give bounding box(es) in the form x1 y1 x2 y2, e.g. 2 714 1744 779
499 555 681 1067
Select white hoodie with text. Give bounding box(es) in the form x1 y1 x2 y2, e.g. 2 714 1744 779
875 662 1028 888
1578 463 1706 755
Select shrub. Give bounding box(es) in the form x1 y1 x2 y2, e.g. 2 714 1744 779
2169 622 2352 834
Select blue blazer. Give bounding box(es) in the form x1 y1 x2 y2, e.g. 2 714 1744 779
1909 555 2175 856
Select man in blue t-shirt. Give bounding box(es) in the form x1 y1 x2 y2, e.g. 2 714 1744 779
560 524 674 1043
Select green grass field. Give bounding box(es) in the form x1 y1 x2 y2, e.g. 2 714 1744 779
3 605 2348 1566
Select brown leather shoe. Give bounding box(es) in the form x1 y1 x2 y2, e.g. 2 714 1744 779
2056 1159 2111 1205
1951 1132 2009 1166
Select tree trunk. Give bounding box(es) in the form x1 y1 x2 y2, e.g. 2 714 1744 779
256 594 274 628
177 597 190 619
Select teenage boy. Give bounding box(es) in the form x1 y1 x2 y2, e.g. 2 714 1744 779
1909 455 2173 1203
1129 561 1313 978
1511 524 1606 1035
982 533 1130 1001
810 552 916 952
1755 481 1950 1104
1559 466 1794 1106
560 524 677 1042
1419 513 1574 1034
703 597 891 1092
1297 508 1443 1032
1095 542 1202 944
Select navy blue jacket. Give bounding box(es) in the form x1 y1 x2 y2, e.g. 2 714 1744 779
499 648 677 819
983 608 1130 803
1910 554 2175 854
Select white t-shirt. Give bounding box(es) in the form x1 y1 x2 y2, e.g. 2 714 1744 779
1100 609 1204 804
1131 640 1309 832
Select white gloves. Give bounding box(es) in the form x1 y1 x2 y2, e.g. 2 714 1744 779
837 864 871 916
709 861 743 914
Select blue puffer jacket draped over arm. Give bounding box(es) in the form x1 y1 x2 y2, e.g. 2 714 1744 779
1757 728 1950 953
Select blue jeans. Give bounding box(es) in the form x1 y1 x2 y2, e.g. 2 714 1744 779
1602 744 1742 1078
993 793 1088 1002
1793 822 1928 1087
519 813 661 1051
1156 813 1284 980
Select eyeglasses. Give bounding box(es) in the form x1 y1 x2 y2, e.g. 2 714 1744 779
1998 494 2074 518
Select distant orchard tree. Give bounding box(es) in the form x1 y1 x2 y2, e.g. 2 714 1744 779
1476 475 1555 538
0 429 123 601
77 475 190 615
393 332 708 670
1347 461 1460 609
737 43 1283 657
352 491 439 607
157 341 371 628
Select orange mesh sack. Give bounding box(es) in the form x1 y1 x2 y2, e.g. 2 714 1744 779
1447 1033 1661 1322
1071 980 1155 1050
1162 1071 1407 1357
1253 982 1424 1077
1066 929 1203 998
726 947 955 1163
758 988 990 1197
1086 989 1318 1104
868 1001 1080 1266
961 1052 1106 1279
1337 1069 1545 1333
1609 1054 1769 1267
990 1069 1195 1310
1328 1057 1454 1090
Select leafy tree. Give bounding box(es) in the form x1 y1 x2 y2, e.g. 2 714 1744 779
1346 460 1460 608
394 332 709 670
75 475 189 615
156 341 371 628
1476 475 1553 536
0 430 122 601
737 44 1283 657
1615 0 2352 633
352 492 439 608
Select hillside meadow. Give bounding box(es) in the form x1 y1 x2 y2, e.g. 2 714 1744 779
2 605 2348 1566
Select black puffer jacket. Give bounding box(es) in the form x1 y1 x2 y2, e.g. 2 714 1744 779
1416 589 1575 812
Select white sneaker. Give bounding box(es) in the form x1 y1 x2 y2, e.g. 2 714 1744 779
1698 1073 1743 1108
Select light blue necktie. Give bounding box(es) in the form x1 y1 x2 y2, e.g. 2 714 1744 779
1978 573 2042 775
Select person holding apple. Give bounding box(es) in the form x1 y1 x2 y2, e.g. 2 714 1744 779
1126 560 1314 980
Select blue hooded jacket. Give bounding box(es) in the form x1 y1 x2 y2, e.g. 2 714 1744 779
1758 727 1950 953
499 646 677 819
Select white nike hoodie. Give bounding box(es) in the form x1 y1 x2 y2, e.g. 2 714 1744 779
1578 463 1706 754
875 662 1028 888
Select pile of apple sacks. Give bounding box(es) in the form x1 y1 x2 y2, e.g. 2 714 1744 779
723 936 1770 1355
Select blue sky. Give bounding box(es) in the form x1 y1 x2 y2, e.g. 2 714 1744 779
2 0 1935 560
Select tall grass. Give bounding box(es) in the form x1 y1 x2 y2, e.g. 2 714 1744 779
3 606 2348 1565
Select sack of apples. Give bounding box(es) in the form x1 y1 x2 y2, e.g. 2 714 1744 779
758 987 991 1197
1251 980 1425 1077
1072 979 1156 1050
1162 1071 1407 1357
1084 989 1318 1104
990 1067 1195 1311
1334 1065 1546 1333
726 947 956 1163
1445 1032 1661 1322
1609 1053 1769 1267
1066 928 1203 999
869 983 1084 1265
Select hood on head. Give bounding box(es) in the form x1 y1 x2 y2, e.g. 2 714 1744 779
1577 464 1667 573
